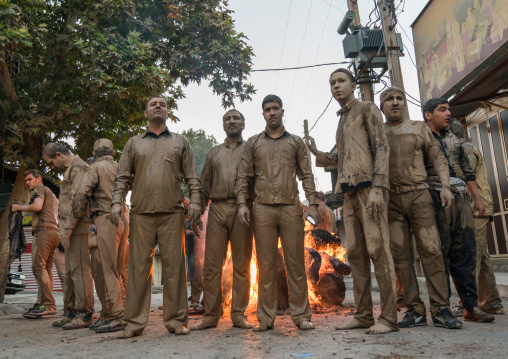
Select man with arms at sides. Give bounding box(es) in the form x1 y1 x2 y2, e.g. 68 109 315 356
42 142 94 329
448 119 505 316
72 138 129 333
12 169 60 319
192 109 254 330
423 98 494 323
380 87 462 329
111 96 202 338
236 95 320 332
306 68 397 334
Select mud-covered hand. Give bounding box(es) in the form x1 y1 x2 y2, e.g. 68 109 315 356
189 203 203 236
440 186 454 208
11 204 21 212
304 136 318 155
60 228 71 249
307 204 321 226
110 203 124 226
366 186 386 220
237 203 250 225
472 195 486 218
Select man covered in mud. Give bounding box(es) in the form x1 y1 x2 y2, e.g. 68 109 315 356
448 119 505 316
72 139 129 333
306 68 397 334
236 95 319 332
42 142 94 329
111 96 202 338
12 169 60 319
423 98 494 323
192 109 254 331
380 87 461 329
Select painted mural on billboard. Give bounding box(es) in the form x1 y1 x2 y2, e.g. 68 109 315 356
412 0 508 103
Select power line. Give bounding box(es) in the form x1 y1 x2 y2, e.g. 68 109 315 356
251 61 350 72
309 96 334 133
274 0 294 93
320 0 344 14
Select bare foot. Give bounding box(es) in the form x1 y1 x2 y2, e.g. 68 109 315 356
117 329 141 339
191 320 217 330
174 326 190 335
298 320 315 330
233 319 254 329
253 323 273 332
365 323 396 334
335 318 370 330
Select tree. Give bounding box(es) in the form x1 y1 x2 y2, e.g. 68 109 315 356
182 128 218 175
0 0 255 302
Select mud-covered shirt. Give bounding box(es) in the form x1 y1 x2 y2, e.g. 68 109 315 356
314 99 390 194
73 155 118 218
235 127 317 206
385 119 449 193
112 127 201 213
200 139 252 208
60 155 91 235
462 142 494 216
30 185 59 233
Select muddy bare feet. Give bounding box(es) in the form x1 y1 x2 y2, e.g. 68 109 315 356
117 329 141 339
233 320 253 329
191 320 217 330
298 320 315 330
253 323 273 332
174 326 190 335
365 323 396 334
335 318 370 330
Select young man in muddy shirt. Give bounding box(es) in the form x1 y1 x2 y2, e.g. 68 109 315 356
380 87 461 329
306 69 397 334
235 94 320 332
12 169 60 319
423 98 494 323
192 109 254 331
111 96 202 338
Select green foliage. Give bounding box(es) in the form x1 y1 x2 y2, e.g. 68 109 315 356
182 128 218 175
0 0 255 165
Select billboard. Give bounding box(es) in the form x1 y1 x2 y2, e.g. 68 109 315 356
412 0 508 103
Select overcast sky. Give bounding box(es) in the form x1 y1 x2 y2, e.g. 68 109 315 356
169 0 427 199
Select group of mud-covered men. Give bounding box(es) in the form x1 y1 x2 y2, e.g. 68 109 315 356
12 66 503 339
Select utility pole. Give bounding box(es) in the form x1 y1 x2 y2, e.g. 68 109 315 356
377 0 409 117
346 0 374 102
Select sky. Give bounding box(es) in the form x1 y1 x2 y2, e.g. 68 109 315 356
169 0 428 199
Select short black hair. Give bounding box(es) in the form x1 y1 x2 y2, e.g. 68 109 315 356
262 95 283 110
145 96 166 110
24 169 42 179
223 109 245 122
422 98 449 121
94 147 114 158
317 191 326 202
42 142 71 159
330 68 355 84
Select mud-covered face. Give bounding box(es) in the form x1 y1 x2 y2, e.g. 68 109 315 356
43 153 66 170
329 72 356 105
262 101 284 130
24 174 42 190
144 97 168 122
425 103 451 131
223 110 245 137
382 94 405 122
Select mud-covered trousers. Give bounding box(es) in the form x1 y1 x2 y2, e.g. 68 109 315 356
202 200 253 325
89 213 128 322
430 190 478 310
388 189 449 317
64 233 94 315
122 212 188 334
474 217 504 312
252 203 311 327
343 186 398 330
32 229 60 311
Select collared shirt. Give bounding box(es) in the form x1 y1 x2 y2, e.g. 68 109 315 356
200 139 251 208
235 127 317 206
385 119 449 193
315 99 390 193
30 185 59 232
72 155 117 218
426 130 475 183
60 155 91 234
112 127 201 214
462 141 494 216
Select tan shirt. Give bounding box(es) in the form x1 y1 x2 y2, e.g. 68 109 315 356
200 139 251 207
462 142 494 216
112 128 201 213
385 119 450 193
60 155 91 235
72 155 117 218
30 185 59 232
235 127 317 206
315 99 390 194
